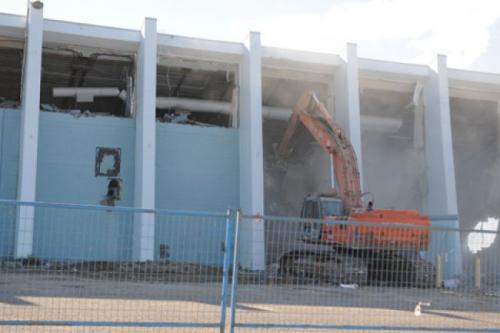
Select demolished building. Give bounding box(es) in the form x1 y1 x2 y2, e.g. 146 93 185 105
0 2 498 274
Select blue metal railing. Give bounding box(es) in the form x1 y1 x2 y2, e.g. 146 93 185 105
1 200 498 332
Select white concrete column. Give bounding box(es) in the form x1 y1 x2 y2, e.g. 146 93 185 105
15 0 44 258
238 32 265 270
334 43 363 186
133 18 157 261
424 56 462 278
423 55 458 215
497 102 500 150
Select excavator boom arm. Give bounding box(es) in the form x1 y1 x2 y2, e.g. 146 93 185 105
277 92 363 212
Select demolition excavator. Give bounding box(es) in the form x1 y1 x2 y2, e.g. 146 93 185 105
277 92 434 287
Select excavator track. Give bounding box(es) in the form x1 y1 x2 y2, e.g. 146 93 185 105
405 254 435 288
279 250 434 287
279 250 368 285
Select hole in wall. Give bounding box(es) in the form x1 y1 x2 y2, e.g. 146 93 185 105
95 147 121 177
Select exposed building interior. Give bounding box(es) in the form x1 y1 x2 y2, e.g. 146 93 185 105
156 57 237 127
0 36 23 106
261 69 333 264
262 70 332 216
40 44 134 117
360 88 427 212
0 3 498 273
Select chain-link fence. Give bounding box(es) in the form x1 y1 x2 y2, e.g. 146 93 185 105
229 214 500 332
0 200 233 332
1 200 499 332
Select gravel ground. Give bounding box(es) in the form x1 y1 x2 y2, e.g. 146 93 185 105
1 272 499 333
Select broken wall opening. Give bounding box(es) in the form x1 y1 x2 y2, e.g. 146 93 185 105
263 74 331 216
451 97 500 280
40 44 134 117
262 71 332 265
156 57 237 127
0 36 23 108
360 87 427 212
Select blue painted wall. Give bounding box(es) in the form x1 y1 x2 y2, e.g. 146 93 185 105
0 108 20 258
155 123 239 265
0 111 240 264
33 112 135 261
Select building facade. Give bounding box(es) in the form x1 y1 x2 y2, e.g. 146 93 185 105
0 2 499 270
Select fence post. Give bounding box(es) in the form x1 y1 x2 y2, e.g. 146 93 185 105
219 209 235 333
229 210 241 333
435 255 442 288
474 255 481 290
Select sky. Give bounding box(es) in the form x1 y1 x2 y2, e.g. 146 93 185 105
2 0 500 72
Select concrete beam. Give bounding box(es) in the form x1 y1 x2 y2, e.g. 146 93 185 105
262 67 333 84
133 18 157 261
449 87 500 102
358 58 430 79
448 68 500 89
157 34 243 64
261 46 341 67
158 34 243 56
43 19 140 52
238 32 265 271
0 13 26 39
423 55 458 215
359 77 416 94
15 0 44 258
334 43 363 187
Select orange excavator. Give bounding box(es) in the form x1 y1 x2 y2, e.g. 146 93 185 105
277 92 434 287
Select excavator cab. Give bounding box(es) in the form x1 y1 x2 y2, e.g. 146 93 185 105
300 194 343 242
301 194 344 219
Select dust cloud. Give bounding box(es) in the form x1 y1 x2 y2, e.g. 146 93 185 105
451 97 500 281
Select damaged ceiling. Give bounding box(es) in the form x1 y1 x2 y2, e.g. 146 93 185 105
156 62 236 126
40 47 133 116
0 39 134 116
0 44 23 102
156 65 234 102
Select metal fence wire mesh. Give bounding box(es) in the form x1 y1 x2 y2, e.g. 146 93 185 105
0 200 499 332
229 214 500 332
0 200 232 332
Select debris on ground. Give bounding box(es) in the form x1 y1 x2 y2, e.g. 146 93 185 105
340 283 359 289
0 99 20 108
0 259 223 283
414 301 431 316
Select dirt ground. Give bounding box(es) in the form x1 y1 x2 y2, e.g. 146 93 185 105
1 272 499 333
